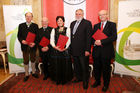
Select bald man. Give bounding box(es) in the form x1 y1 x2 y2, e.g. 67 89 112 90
70 9 92 89
37 17 52 80
91 10 117 92
18 12 39 82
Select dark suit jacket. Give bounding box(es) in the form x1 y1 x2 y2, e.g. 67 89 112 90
70 18 92 56
17 22 39 51
92 21 117 59
37 26 52 55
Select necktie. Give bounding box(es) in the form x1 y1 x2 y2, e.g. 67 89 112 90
43 28 45 31
73 21 80 34
101 22 104 32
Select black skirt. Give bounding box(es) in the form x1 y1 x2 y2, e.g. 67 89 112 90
49 48 73 84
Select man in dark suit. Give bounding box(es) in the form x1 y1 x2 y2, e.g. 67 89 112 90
37 17 52 80
18 12 39 82
91 10 117 92
70 9 92 89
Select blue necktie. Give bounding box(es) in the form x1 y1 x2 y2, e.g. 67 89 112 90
43 28 45 31
73 21 80 34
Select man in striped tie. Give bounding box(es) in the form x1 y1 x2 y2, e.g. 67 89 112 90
70 9 92 89
91 10 117 92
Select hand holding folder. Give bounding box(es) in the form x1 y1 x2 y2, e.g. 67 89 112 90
92 29 108 40
39 37 50 47
56 34 69 49
26 32 36 44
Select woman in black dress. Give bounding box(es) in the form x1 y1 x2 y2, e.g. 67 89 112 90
50 16 73 85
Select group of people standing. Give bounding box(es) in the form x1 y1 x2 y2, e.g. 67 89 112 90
17 9 117 92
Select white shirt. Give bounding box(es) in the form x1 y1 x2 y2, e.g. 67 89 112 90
43 26 48 31
101 21 107 28
26 22 32 27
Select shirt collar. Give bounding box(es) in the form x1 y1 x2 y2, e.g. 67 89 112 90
26 22 32 27
76 18 83 23
43 26 48 29
101 21 107 28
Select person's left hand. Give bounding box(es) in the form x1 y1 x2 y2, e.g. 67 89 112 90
42 46 49 52
85 51 90 56
95 40 102 46
29 42 35 47
57 47 66 52
59 48 66 52
54 46 66 52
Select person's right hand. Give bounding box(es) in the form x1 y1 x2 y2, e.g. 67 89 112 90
22 40 28 45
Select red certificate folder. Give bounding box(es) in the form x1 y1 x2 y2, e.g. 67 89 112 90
39 37 50 47
26 32 36 44
92 29 108 40
56 34 69 49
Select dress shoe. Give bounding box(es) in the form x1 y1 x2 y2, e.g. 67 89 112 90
83 81 88 89
23 76 29 82
62 81 67 85
91 82 100 88
32 74 39 78
43 76 48 80
73 79 82 83
56 81 61 85
102 86 108 92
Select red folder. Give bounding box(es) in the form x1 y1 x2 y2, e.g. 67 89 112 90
92 29 108 40
39 37 50 47
26 32 36 44
56 34 69 49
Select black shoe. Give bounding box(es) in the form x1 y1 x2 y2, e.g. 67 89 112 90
23 76 29 82
102 86 108 92
32 74 39 78
83 81 88 89
56 81 61 85
62 81 66 85
73 79 82 83
91 82 100 88
43 76 48 80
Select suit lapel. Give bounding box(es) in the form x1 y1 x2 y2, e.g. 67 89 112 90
45 27 49 32
74 19 84 34
24 22 28 28
71 21 76 34
41 27 44 32
77 19 84 29
102 21 109 32
98 23 101 29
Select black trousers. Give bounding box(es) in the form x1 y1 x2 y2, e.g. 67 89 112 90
93 57 111 87
73 56 89 82
40 51 50 77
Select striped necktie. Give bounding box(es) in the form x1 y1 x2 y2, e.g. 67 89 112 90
73 21 80 34
101 22 104 32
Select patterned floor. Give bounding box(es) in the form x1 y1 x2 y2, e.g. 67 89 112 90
0 73 140 93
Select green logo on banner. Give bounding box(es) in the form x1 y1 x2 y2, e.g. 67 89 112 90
6 28 23 67
116 21 140 72
6 8 31 67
